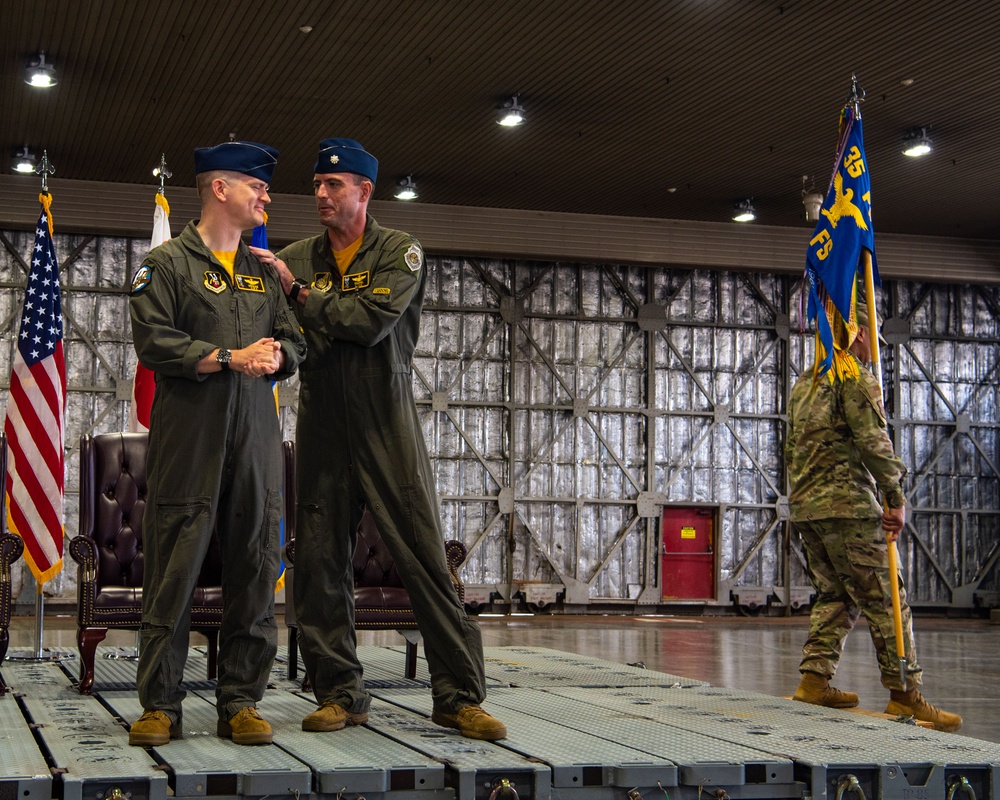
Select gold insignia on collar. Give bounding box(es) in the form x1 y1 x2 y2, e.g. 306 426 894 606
313 272 333 292
235 274 266 292
204 271 226 294
342 270 370 292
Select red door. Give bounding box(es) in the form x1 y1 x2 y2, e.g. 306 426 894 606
661 507 715 599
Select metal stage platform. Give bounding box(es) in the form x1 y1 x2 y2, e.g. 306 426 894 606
2 645 998 800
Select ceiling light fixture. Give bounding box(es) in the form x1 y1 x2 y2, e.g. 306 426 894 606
497 94 526 127
732 198 756 223
801 175 824 222
394 175 418 200
24 52 58 87
902 126 932 157
12 146 36 174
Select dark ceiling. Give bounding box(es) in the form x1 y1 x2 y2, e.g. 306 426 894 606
3 0 999 240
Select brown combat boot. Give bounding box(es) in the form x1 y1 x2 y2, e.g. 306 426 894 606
129 709 182 746
302 702 369 732
431 705 507 740
217 706 273 745
885 689 963 732
793 671 860 708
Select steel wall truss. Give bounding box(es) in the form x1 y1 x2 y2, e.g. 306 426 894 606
1 228 997 609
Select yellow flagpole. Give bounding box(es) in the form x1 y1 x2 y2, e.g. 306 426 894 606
863 251 907 689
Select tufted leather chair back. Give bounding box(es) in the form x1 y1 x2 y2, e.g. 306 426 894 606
84 432 147 591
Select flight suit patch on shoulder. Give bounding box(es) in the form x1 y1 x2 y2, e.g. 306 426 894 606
131 264 153 293
204 271 226 294
404 244 423 271
372 287 390 295
313 272 333 292
235 274 266 292
342 271 370 292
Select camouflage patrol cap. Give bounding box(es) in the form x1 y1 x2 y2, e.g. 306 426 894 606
855 303 887 343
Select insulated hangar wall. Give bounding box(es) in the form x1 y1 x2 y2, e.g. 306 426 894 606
1 226 998 614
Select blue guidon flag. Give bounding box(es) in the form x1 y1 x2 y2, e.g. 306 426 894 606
804 105 879 378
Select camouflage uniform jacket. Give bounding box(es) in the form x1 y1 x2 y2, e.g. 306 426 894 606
786 355 907 522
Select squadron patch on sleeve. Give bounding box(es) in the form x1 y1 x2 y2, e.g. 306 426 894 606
203 271 227 294
342 271 370 292
404 243 423 272
235 274 265 292
372 287 390 295
313 272 333 292
130 264 153 293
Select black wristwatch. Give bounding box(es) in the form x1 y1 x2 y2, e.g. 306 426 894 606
216 348 232 370
288 278 308 303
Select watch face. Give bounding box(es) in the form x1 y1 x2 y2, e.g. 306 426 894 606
217 348 232 364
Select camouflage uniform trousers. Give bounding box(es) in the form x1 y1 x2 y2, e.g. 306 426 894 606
797 518 922 690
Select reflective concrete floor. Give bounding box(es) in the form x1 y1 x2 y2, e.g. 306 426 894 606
9 611 999 743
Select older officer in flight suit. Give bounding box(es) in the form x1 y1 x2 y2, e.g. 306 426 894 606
253 138 505 740
128 141 306 747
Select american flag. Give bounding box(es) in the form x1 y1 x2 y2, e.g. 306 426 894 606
3 198 67 583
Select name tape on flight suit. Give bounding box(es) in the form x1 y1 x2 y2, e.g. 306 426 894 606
235 274 265 292
342 271 370 292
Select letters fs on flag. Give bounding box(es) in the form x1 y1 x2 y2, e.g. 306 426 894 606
804 107 880 375
128 192 171 432
3 198 67 584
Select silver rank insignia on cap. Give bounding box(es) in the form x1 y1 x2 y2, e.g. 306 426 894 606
404 243 423 272
330 155 340 164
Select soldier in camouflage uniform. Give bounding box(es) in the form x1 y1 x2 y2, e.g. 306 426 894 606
786 305 962 732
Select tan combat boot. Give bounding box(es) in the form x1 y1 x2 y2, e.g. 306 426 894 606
129 709 182 746
302 702 369 732
885 689 963 732
217 706 273 745
431 705 507 740
793 671 860 708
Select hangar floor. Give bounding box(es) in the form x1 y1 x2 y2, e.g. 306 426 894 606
4 612 999 800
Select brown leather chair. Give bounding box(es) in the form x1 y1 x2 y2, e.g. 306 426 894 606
1 432 26 694
68 432 223 694
283 441 467 681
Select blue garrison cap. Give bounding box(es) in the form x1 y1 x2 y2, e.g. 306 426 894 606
194 141 279 182
314 138 378 184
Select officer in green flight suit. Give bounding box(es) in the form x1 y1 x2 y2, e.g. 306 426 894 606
253 138 506 741
128 141 306 747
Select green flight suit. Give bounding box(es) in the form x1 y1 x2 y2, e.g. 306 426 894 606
786 357 920 690
129 220 306 723
277 215 486 715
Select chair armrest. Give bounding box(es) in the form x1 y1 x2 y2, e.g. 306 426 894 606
444 540 467 603
0 532 24 570
68 534 99 577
